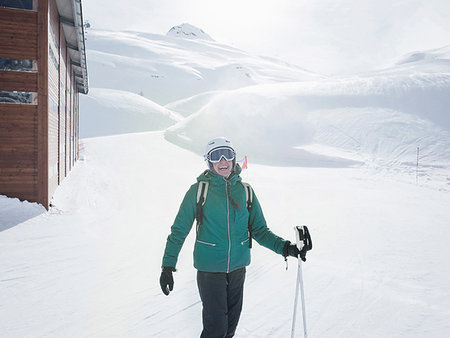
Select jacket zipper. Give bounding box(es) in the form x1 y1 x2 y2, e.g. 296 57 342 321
241 238 250 245
226 179 231 273
196 240 216 247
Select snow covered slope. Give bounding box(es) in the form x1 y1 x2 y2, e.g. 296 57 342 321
1 132 450 337
165 45 450 176
81 26 320 112
81 88 182 137
81 26 450 183
80 24 323 137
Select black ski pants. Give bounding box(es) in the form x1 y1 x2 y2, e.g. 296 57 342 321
197 267 246 338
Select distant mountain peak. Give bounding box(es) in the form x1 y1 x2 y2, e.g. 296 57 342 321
166 23 214 41
395 45 450 65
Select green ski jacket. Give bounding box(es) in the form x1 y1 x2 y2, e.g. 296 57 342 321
162 166 287 273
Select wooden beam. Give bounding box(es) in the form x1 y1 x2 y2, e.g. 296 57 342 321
0 103 38 202
0 70 38 92
0 8 38 60
37 0 49 209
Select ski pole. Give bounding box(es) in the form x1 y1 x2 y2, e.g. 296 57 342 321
291 225 312 338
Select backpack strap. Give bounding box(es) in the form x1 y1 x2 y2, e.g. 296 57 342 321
241 182 253 248
196 181 209 226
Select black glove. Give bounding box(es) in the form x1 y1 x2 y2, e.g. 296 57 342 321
160 267 176 295
283 241 307 262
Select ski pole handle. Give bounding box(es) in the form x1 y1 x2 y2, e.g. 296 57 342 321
294 225 312 252
295 225 305 250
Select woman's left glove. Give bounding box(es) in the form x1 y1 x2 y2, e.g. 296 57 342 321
283 241 307 262
160 267 176 295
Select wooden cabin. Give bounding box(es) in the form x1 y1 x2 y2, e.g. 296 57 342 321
0 0 88 209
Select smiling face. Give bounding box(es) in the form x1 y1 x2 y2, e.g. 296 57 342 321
212 157 233 178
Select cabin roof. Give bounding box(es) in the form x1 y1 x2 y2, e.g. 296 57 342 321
56 0 88 94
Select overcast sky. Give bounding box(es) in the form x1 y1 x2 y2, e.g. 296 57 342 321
82 0 450 75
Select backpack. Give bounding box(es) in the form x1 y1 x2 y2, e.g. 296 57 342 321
195 181 254 248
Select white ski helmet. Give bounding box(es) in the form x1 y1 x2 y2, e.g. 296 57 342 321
204 137 236 172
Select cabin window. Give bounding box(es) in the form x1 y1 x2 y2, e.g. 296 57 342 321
0 58 37 103
0 0 34 10
0 90 36 104
0 58 36 72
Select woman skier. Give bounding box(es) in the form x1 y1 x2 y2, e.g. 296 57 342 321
160 137 307 337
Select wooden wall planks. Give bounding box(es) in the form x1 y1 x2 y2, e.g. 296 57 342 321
0 103 38 201
0 8 38 60
0 1 83 209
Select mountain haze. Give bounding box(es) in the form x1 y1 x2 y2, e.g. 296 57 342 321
81 25 450 188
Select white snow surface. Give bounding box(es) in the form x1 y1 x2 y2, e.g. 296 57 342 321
81 88 182 137
1 132 450 337
2 25 450 337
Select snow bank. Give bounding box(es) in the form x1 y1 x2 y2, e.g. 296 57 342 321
165 47 450 170
81 88 182 137
164 90 225 117
0 195 45 232
165 80 450 166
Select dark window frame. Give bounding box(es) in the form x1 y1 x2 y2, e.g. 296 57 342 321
0 90 36 104
0 0 34 10
0 57 36 72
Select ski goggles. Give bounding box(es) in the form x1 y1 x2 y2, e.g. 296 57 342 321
206 147 236 163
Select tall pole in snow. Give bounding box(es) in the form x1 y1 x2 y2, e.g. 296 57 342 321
416 147 419 184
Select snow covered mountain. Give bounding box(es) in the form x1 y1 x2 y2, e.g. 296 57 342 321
167 23 214 41
80 25 322 137
80 25 450 187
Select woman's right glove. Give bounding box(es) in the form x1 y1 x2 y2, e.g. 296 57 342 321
160 267 176 295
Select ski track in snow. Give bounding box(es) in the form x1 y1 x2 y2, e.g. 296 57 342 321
1 132 450 337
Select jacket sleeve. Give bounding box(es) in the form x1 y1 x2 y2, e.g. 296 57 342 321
161 184 198 268
249 189 287 255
